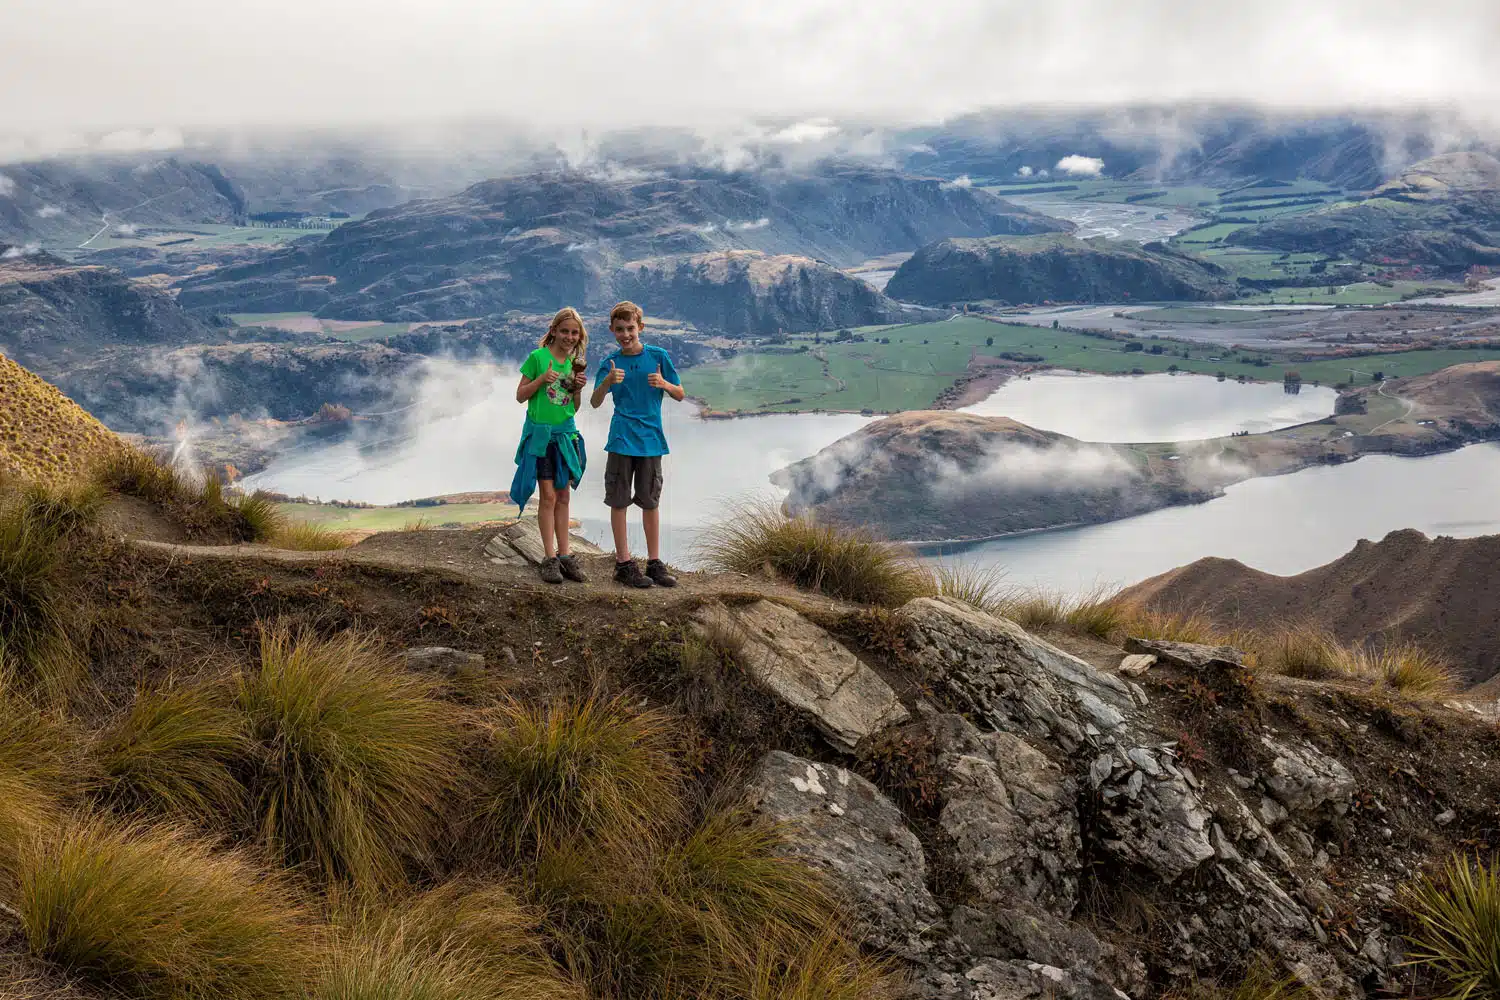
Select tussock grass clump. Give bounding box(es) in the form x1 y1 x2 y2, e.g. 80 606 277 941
94 682 250 823
94 446 185 505
984 585 1127 640
1362 640 1459 698
1402 853 1500 1000
15 815 312 1000
1115 602 1225 645
475 697 683 859
0 491 84 699
238 624 464 886
0 692 79 865
698 500 932 607
235 490 284 543
532 810 895 999
1262 625 1354 680
931 562 1007 614
318 882 578 1000
15 479 105 537
272 520 356 551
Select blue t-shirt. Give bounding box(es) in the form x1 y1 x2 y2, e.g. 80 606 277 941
594 344 679 457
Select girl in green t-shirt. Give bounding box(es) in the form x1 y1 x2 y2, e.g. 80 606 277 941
515 307 590 583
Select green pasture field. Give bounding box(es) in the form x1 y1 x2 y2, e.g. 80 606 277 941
277 502 514 531
228 312 414 340
683 316 1500 412
1234 281 1466 306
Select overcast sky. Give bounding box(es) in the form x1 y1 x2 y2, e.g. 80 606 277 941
3 0 1497 136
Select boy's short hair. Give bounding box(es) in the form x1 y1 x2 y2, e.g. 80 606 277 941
609 301 644 328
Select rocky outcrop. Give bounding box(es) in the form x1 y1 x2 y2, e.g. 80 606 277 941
745 751 941 960
694 600 908 750
902 597 1138 751
612 250 931 335
884 235 1237 306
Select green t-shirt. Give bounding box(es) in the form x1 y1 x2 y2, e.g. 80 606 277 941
520 347 578 425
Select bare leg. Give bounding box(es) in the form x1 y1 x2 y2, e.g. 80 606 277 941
537 481 557 559
554 486 571 556
643 506 661 562
611 506 631 562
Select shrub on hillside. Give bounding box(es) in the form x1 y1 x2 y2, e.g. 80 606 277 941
698 501 932 607
15 815 312 1000
1402 853 1500 1000
237 625 464 886
93 682 250 824
473 697 683 860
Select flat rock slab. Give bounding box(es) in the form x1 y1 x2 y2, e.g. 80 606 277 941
401 647 485 671
1117 653 1156 677
694 600 908 750
745 751 938 960
1123 637 1245 671
484 517 604 567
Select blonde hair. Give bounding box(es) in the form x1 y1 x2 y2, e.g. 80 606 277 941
540 306 588 362
609 300 644 329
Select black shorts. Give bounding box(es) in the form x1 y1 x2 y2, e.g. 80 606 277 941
535 442 568 487
603 453 663 509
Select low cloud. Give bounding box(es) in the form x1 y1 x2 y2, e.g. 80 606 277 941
2 243 41 259
768 119 841 144
929 439 1136 499
940 174 973 189
1016 166 1034 177
37 204 62 218
729 217 770 231
0 173 14 196
114 223 139 237
99 127 185 153
1056 155 1106 177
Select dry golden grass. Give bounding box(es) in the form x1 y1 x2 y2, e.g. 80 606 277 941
1358 641 1459 698
0 691 79 870
15 814 314 1000
0 354 126 487
237 625 465 887
0 489 87 701
1260 624 1355 680
272 521 356 551
698 500 933 607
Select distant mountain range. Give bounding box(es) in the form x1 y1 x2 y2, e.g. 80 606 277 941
172 166 1066 323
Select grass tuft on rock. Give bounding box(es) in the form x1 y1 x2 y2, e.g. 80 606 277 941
698 499 932 607
238 624 463 887
1402 853 1500 1000
474 697 684 860
94 681 250 824
15 815 312 1000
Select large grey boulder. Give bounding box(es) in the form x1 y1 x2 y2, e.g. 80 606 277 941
917 958 1128 1000
922 715 1081 915
902 598 1138 752
484 517 603 566
695 600 908 750
745 751 939 960
1260 736 1356 819
1090 745 1215 880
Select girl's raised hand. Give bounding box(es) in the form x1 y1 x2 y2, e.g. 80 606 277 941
539 366 561 385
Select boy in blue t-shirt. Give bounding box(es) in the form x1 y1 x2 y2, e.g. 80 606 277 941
589 300 684 588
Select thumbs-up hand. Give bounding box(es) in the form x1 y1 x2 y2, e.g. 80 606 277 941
604 359 626 386
647 363 669 389
539 365 560 385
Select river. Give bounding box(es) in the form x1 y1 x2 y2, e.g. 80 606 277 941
242 361 1500 587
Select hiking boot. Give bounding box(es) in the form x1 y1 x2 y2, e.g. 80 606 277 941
537 556 564 584
646 559 678 588
614 559 654 589
557 554 588 583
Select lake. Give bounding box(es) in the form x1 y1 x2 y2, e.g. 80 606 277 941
961 370 1338 441
936 443 1500 592
243 359 1499 586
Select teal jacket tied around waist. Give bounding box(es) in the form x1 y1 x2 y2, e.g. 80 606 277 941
510 416 585 514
